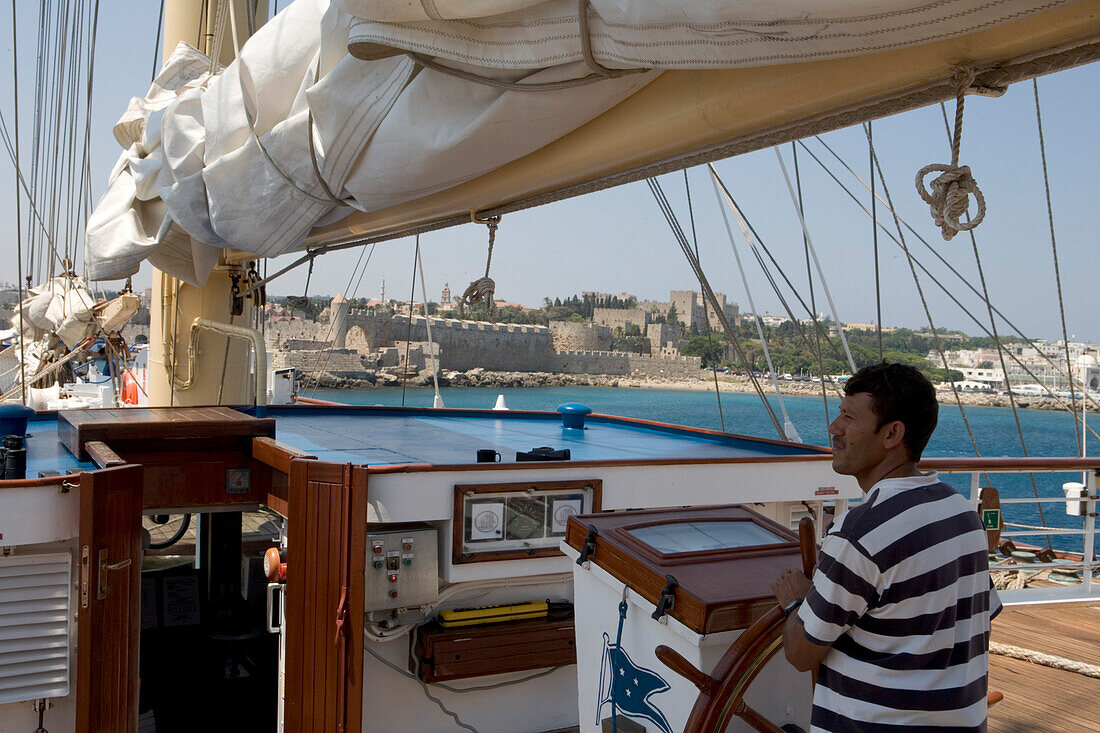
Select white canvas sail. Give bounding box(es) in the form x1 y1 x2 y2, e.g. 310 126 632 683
85 0 1093 286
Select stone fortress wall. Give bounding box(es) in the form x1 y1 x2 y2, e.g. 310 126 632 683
548 321 611 351
554 350 702 379
269 306 705 380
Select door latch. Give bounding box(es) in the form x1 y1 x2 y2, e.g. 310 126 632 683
97 549 132 600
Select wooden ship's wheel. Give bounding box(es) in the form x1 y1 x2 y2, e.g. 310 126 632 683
656 518 818 733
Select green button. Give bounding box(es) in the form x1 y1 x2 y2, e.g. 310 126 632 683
404 559 412 566
374 561 383 569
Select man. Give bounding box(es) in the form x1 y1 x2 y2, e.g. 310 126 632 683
772 363 1001 731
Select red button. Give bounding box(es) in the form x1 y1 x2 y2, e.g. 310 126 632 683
373 546 382 553
390 591 398 599
388 574 398 583
403 543 412 551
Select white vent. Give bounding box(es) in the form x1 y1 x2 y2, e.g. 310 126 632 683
0 553 71 704
788 502 819 533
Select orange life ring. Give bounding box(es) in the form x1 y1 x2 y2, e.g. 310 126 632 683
121 371 140 405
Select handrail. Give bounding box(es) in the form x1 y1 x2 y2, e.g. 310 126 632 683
921 457 1100 472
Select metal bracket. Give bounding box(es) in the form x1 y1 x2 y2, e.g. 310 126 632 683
576 524 598 566
652 574 679 621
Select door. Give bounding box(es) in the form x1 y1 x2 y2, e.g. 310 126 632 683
284 460 367 733
76 464 143 733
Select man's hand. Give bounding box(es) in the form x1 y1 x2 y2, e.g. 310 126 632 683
771 567 812 607
772 567 830 673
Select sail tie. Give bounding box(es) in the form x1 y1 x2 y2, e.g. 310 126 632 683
915 67 987 241
458 214 500 322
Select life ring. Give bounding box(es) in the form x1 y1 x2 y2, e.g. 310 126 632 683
121 371 140 405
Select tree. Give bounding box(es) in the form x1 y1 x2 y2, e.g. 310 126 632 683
681 335 728 368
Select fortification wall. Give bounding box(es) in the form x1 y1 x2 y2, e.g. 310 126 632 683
553 350 702 379
549 321 611 351
592 307 650 330
272 348 371 377
382 315 555 371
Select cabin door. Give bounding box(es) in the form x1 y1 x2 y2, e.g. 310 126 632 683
284 461 367 733
76 464 143 733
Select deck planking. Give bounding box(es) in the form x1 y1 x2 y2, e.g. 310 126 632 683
988 601 1100 732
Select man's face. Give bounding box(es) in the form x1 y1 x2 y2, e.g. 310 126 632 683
828 392 892 485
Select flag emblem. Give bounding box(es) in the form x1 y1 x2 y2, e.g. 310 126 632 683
596 632 673 733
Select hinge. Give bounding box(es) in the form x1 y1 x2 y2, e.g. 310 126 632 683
80 545 90 609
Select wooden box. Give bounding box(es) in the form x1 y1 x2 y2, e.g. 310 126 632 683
412 607 576 682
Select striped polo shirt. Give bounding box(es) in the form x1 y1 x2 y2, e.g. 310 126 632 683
797 472 1002 732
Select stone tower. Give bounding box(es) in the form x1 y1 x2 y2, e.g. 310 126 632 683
331 292 349 348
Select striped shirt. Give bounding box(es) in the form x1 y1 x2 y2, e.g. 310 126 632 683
797 472 1002 732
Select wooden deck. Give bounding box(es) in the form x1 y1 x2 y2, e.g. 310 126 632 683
989 600 1100 732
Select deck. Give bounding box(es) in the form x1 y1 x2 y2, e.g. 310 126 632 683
989 600 1100 732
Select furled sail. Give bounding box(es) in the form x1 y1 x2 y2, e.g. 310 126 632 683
85 0 1096 286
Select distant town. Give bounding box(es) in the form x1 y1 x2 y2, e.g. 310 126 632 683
1 280 1096 398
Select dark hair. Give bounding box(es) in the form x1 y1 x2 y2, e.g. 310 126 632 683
844 362 938 461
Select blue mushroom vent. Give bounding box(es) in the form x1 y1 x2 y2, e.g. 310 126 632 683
556 403 592 430
0 404 34 438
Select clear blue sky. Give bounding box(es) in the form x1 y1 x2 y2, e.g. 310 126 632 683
2 1 1098 342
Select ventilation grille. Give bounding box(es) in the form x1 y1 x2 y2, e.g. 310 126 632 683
0 553 71 704
788 502 818 532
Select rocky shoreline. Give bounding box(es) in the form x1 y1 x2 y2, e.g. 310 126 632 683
298 368 1074 412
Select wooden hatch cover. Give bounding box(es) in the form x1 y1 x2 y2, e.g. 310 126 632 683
564 505 804 634
58 407 275 461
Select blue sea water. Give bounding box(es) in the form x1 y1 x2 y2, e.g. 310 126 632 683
308 385 1098 552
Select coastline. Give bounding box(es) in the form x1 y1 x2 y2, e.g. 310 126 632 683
299 368 1077 412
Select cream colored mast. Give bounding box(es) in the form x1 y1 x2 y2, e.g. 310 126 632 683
149 0 268 407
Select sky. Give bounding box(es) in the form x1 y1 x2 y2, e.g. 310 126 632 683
2 1 1098 344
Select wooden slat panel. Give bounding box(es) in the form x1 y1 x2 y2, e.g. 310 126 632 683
76 465 143 733
285 459 365 733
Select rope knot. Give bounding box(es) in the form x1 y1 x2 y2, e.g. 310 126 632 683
457 276 496 321
915 163 986 241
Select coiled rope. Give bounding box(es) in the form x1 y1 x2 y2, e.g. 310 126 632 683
458 214 499 322
916 67 986 241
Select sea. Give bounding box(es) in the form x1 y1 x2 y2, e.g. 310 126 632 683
308 385 1098 553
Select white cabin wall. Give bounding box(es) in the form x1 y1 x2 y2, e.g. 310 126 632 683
0 539 79 733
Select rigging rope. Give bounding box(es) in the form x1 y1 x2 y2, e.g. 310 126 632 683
773 148 858 374
457 215 500 321
10 0 26 403
934 104 1052 549
916 67 987 241
990 642 1100 680
863 125 982 463
1032 78 1082 454
802 136 1100 418
646 176 785 439
869 120 883 362
791 143 832 425
401 237 419 406
684 170 725 432
709 169 853 376
708 167 798 441
305 244 376 399
415 242 444 408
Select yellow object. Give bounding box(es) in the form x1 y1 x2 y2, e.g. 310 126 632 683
438 600 549 628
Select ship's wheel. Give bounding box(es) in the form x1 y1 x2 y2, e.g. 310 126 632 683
656 517 817 733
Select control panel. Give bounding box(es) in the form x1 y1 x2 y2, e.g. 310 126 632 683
364 524 438 612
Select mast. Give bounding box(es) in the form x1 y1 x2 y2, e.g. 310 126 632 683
148 0 268 406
